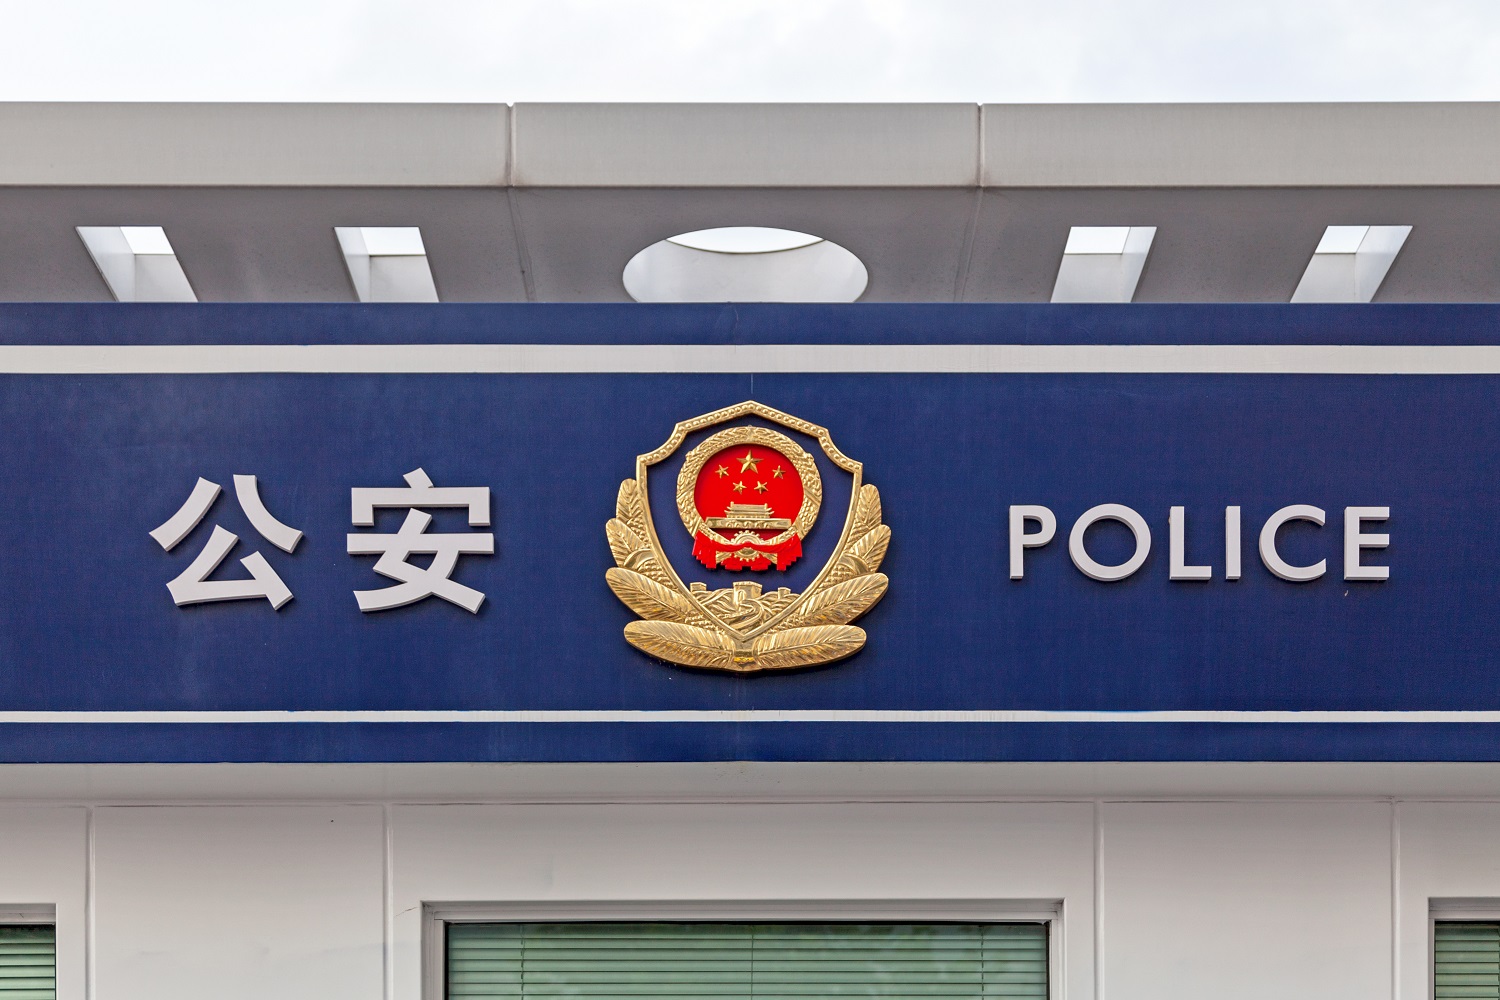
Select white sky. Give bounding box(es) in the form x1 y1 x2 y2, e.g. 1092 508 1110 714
1 0 1497 103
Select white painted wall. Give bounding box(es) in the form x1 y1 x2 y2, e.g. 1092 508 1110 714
1099 802 1393 1000
91 805 385 1000
6 769 1500 1000
1398 803 1500 1000
0 807 84 1000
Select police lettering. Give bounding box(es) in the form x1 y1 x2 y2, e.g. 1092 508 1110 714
1008 504 1389 583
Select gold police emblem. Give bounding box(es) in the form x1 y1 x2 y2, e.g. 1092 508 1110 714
606 401 889 673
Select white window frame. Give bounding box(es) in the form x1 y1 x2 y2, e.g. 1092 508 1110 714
0 906 53 926
1428 899 1500 1000
0 905 58 1000
424 899 1063 1000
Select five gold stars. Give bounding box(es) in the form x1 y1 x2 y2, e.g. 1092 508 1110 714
715 453 789 498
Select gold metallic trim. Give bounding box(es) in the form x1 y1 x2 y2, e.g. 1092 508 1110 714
637 400 862 475
705 518 793 531
605 401 889 674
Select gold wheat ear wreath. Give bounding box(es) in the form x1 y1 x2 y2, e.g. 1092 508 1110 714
605 475 891 674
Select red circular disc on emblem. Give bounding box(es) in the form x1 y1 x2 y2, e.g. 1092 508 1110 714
694 445 804 539
690 444 806 570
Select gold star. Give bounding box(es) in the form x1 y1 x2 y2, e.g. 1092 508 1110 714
732 481 746 493
737 450 762 473
715 464 729 478
754 481 769 494
772 466 784 479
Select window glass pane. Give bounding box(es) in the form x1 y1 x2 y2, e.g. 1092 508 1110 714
447 922 1047 999
1437 922 1500 1000
0 926 56 1000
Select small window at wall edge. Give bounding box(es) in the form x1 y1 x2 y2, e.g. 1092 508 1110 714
0 905 57 1000
425 902 1060 1000
1431 900 1500 1000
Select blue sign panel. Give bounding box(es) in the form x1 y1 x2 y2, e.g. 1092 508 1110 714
1 303 1498 762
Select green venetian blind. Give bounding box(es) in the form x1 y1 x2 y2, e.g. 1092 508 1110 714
1437 922 1500 999
0 927 55 1000
447 922 1047 1000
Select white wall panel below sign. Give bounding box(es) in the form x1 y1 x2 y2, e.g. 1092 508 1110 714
1396 803 1500 1000
0 808 84 1000
91 806 385 1000
1099 801 1392 1000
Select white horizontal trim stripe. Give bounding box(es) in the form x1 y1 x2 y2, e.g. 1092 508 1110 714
0 710 1494 724
0 344 1497 374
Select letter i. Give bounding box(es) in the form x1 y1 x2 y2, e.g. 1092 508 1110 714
1225 506 1242 581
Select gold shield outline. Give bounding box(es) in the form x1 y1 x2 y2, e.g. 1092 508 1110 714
605 400 890 673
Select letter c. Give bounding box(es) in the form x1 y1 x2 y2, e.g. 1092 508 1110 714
1259 504 1327 582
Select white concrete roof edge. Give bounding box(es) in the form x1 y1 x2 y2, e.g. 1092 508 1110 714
3 102 1500 189
0 101 513 188
983 102 1500 188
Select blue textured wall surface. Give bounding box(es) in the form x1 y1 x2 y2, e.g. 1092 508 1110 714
0 303 1494 762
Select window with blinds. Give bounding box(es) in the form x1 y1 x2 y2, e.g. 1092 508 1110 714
0 926 55 1000
447 921 1048 1000
1436 921 1500 1000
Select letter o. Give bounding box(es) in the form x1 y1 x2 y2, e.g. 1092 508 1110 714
1069 504 1152 582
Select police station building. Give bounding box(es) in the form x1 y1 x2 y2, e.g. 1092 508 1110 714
3 100 1500 1000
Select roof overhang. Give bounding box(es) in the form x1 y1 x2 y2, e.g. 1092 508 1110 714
1 101 1497 302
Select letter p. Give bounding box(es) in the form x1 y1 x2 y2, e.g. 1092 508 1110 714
1010 505 1057 579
